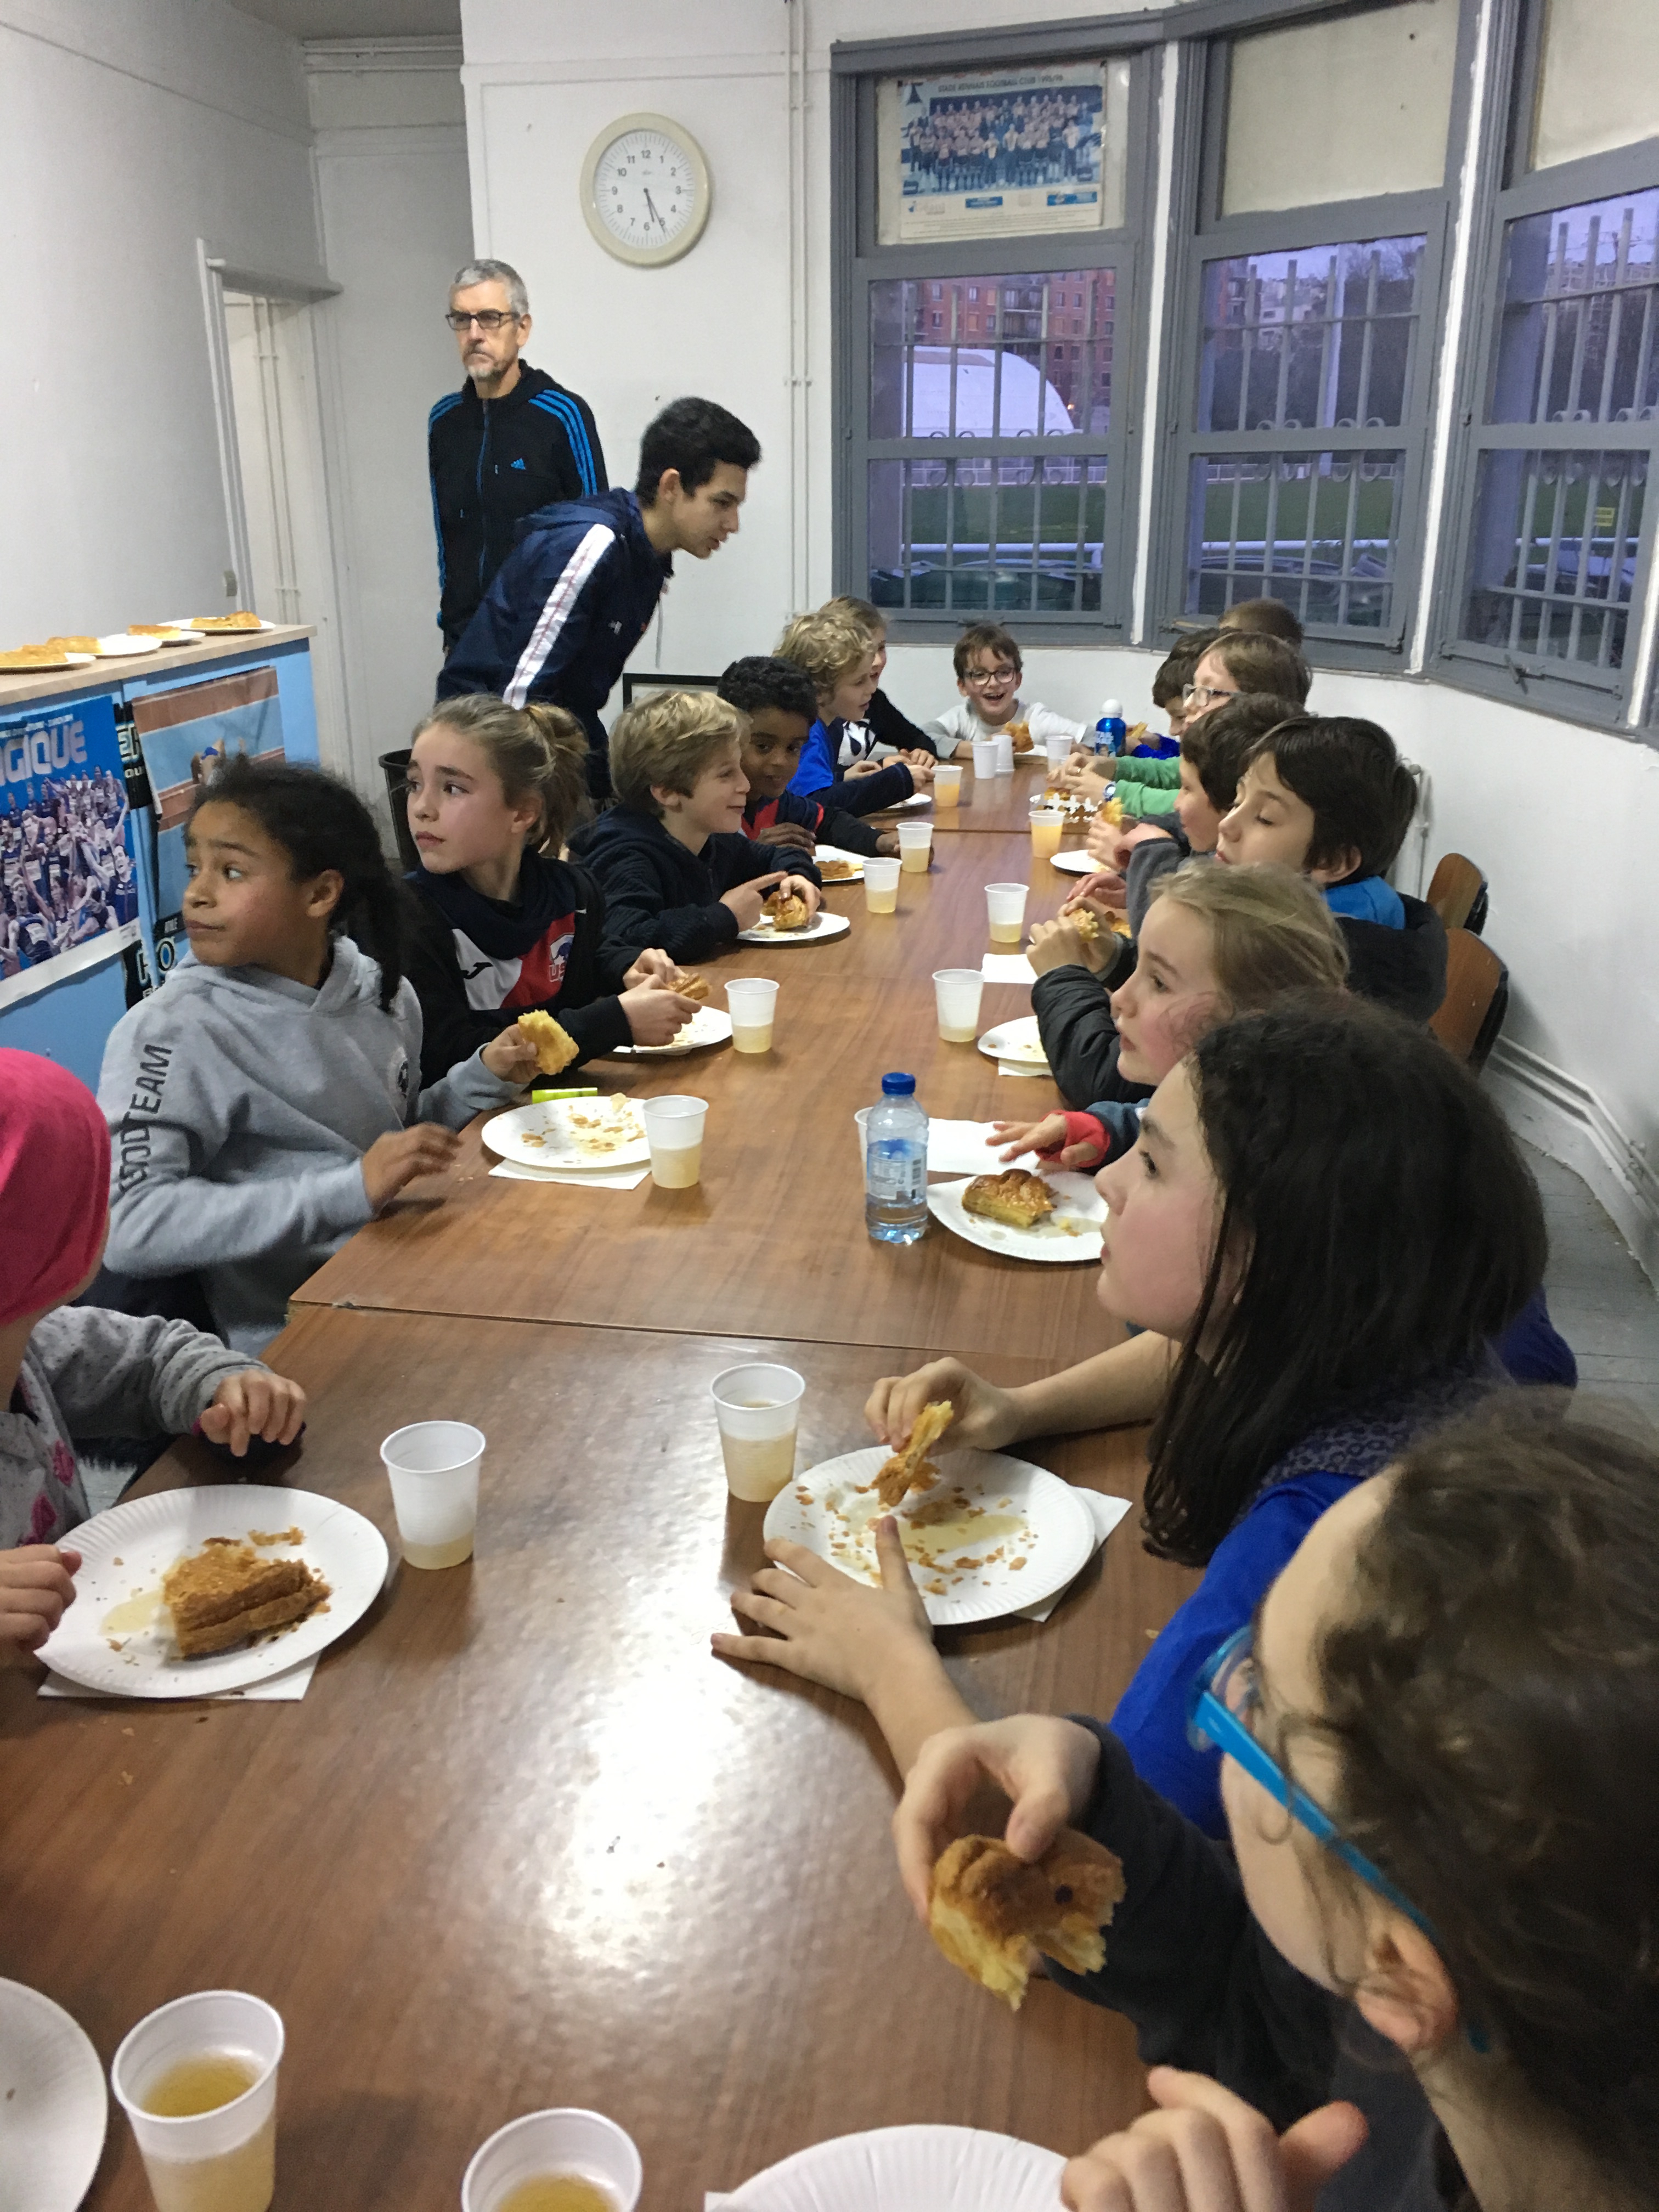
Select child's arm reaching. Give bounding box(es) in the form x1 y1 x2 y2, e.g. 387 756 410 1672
28 1308 306 1456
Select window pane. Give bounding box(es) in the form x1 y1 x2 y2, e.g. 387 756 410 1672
1460 447 1645 670
869 455 1109 613
1491 191 1659 426
1223 0 1457 216
870 271 1116 439
1199 236 1426 432
1530 0 1659 172
1185 450 1403 629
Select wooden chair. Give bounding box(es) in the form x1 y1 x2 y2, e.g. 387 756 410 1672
1426 851 1488 935
1431 928 1508 1071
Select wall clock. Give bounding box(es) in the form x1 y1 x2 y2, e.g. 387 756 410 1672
579 112 712 268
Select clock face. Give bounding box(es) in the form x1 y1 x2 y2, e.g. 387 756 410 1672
592 128 701 251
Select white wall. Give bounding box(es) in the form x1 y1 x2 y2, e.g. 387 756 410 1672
0 1 323 636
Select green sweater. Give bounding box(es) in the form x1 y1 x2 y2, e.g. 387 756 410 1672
1114 752 1181 819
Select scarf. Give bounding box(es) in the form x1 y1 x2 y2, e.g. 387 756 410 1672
408 853 569 960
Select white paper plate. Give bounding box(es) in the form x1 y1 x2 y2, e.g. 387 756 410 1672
611 1005 732 1057
928 1171 1105 1264
0 1980 107 2212
871 791 933 811
811 844 865 883
165 616 278 633
92 634 166 657
764 1448 1095 1627
482 1094 650 1169
1049 847 1099 873
978 1014 1048 1068
722 2125 1065 2212
37 1487 389 1700
736 911 851 947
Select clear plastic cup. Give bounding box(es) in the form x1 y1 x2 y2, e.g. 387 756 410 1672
725 977 778 1055
933 968 985 1044
462 2109 643 2212
1030 809 1065 860
971 735 1000 779
642 1094 708 1188
864 856 901 913
380 1420 483 1570
111 1991 284 2212
992 732 1015 774
896 820 933 873
933 763 962 808
709 1362 806 1503
986 881 1029 945
853 1105 873 1164
1045 735 1073 768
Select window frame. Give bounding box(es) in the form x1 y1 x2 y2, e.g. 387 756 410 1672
1430 0 1659 730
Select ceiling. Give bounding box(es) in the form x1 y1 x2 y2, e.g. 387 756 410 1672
229 0 461 36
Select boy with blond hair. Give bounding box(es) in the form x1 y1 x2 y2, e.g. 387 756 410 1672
573 692 819 965
775 607 927 816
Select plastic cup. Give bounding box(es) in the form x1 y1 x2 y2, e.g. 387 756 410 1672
725 977 778 1055
986 881 1029 945
112 1991 284 2212
642 1093 707 1188
933 763 962 808
1030 809 1065 860
864 856 901 913
896 820 933 873
709 1362 806 1504
933 968 985 1044
1045 735 1073 769
462 2109 643 2212
971 734 1000 779
853 1105 873 1164
993 732 1015 774
379 1420 483 1570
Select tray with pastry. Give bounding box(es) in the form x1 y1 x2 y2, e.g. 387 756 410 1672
925 1167 1107 1262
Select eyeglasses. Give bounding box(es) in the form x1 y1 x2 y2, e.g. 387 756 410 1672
1187 1626 1434 1938
1182 682 1239 708
963 665 1019 687
445 309 521 332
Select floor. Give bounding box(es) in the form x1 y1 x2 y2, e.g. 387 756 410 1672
1526 1141 1659 1423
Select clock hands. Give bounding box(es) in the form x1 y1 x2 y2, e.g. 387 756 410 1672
643 186 666 233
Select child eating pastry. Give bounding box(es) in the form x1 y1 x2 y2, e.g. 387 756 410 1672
775 607 932 815
716 657 899 860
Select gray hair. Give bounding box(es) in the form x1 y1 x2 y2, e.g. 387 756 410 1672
449 258 528 317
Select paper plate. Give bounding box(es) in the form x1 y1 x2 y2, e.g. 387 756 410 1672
165 616 278 633
611 1005 732 1057
1049 847 1099 874
92 634 165 657
811 844 865 884
764 1448 1095 1627
482 1094 650 1169
37 1487 389 1700
0 1980 107 2212
736 911 851 947
871 791 933 812
927 1171 1105 1265
977 1014 1047 1068
721 2125 1065 2212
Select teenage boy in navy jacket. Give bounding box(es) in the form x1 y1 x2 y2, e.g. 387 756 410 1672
439 397 761 798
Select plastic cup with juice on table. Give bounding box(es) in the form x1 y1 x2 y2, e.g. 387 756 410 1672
985 881 1029 946
112 1990 284 2212
1030 808 1065 861
379 1419 483 1568
932 762 962 808
896 820 933 874
725 976 778 1055
933 968 985 1044
463 2109 644 2212
864 855 901 913
709 1361 806 1503
642 1093 708 1187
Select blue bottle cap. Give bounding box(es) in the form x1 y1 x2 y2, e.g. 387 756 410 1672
881 1072 916 1096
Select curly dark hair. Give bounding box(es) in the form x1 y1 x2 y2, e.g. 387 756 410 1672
717 656 819 726
1312 1398 1659 2194
190 754 403 1011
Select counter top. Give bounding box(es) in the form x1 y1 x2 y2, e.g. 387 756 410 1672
0 623 315 713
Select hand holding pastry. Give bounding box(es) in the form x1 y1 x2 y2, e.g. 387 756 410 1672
865 1359 1020 1458
482 1023 543 1085
781 872 821 918
623 947 679 990
0 1545 81 1660
1063 2073 1369 2212
712 1516 934 1702
1028 917 1101 975
620 980 703 1046
893 1713 1105 1921
198 1369 307 1457
720 872 789 930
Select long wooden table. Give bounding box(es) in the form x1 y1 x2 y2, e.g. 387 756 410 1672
882 755 1067 835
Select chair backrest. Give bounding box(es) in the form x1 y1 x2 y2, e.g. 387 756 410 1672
1426 851 1486 933
1431 928 1508 1069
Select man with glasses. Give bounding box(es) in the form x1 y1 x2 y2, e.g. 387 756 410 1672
428 259 607 651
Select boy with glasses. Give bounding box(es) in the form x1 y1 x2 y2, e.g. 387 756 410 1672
922 622 1086 758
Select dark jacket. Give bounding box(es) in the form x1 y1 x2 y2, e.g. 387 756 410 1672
858 690 938 759
1031 961 1144 1110
397 856 630 1087
1125 817 1193 935
1338 895 1447 1023
571 805 821 967
742 789 885 858
428 367 607 648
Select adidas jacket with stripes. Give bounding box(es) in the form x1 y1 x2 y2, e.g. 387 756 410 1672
428 365 607 647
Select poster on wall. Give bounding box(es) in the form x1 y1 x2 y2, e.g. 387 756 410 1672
0 695 140 1010
131 666 284 981
877 59 1129 245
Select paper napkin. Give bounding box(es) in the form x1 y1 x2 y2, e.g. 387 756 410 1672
489 1160 650 1191
40 1654 319 1702
1013 1490 1132 1623
926 1119 1037 1176
981 952 1037 984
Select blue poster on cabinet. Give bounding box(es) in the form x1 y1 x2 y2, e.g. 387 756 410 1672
0 693 140 1011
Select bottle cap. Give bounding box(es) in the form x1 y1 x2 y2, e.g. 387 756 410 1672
881 1073 916 1097
1101 699 1122 718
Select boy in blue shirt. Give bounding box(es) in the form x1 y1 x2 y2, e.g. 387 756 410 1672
716 659 899 861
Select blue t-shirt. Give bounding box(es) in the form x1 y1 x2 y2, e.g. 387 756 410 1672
787 718 837 798
1325 874 1404 928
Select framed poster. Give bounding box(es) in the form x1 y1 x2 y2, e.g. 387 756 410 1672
0 695 140 1009
877 60 1130 246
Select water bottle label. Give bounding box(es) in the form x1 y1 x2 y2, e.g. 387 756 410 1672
867 1139 926 1204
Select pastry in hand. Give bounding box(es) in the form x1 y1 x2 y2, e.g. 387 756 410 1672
963 1169 1057 1229
674 971 711 1003
763 889 811 931
515 1009 580 1076
1070 909 1101 944
929 1831 1125 2010
1007 721 1034 754
874 1399 954 1508
1101 795 1125 828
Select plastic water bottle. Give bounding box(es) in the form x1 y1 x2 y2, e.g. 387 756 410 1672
865 1073 929 1245
1093 698 1127 755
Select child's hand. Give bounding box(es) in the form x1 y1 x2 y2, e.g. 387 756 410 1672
761 820 816 853
199 1370 307 1456
0 1545 81 1658
906 757 935 788
782 873 822 917
990 1114 1066 1162
362 1125 461 1209
1028 917 1102 975
1052 753 1109 795
893 1713 1104 1920
899 749 936 771
843 759 883 780
876 832 901 857
620 981 702 1046
1063 2073 1368 2212
719 873 788 930
865 1359 1019 1457
622 948 677 990
712 1519 933 1702
481 1024 541 1085
1088 816 1173 872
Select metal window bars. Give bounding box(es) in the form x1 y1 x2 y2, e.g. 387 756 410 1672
1187 450 1402 629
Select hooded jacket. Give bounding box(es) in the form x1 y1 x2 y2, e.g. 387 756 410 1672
572 805 820 967
1336 893 1447 1023
97 938 520 1354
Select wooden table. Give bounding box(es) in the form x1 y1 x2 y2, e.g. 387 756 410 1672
0 1312 1193 2209
880 757 1059 835
291 835 1108 1362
